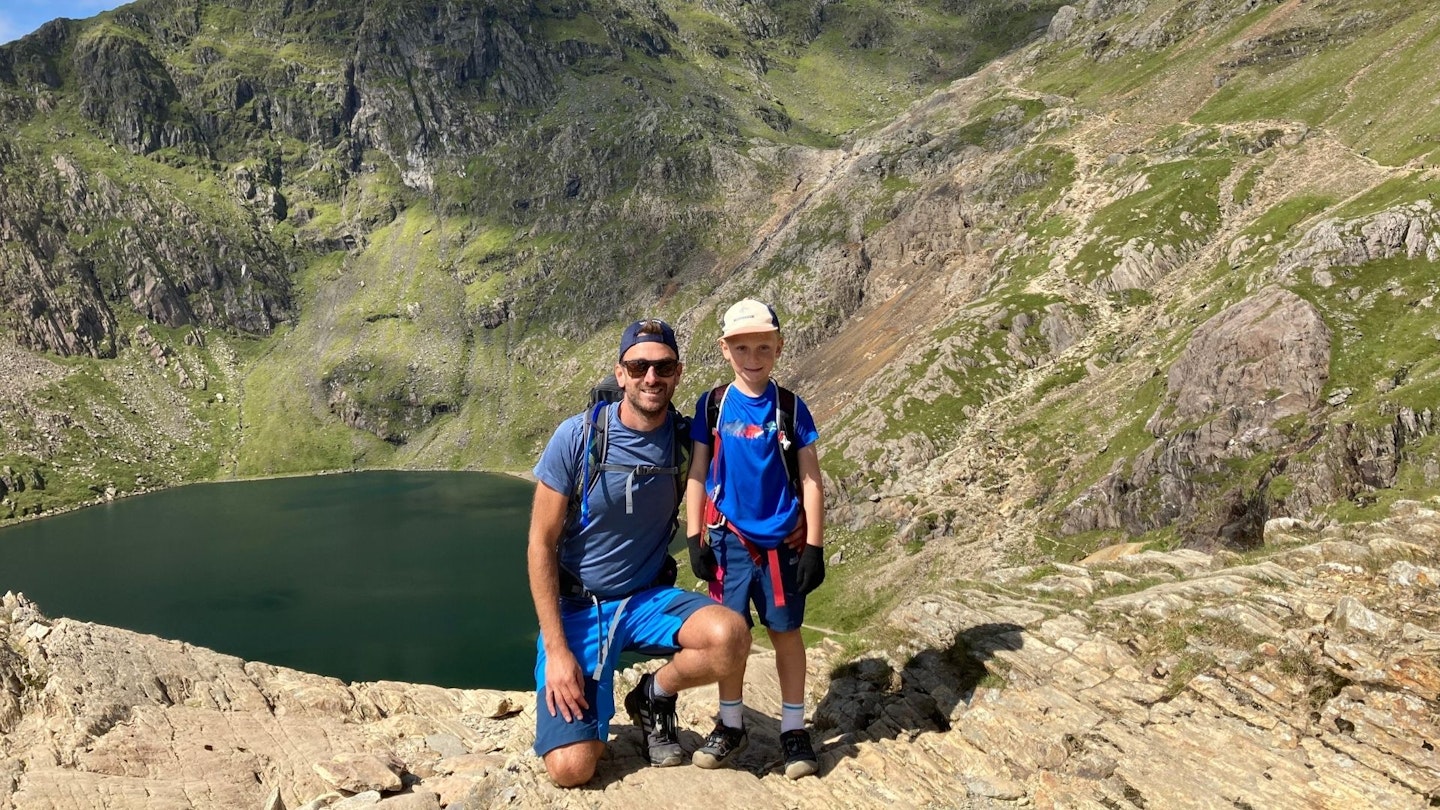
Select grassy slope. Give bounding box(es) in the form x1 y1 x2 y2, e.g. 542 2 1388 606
764 0 1440 613
5 0 1440 645
974 0 1440 548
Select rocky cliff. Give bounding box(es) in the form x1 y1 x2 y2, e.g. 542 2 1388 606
3 0 1440 805
7 0 1434 571
3 498 1436 808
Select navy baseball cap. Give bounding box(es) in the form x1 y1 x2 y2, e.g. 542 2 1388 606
618 318 679 360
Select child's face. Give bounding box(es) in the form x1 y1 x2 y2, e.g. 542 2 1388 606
720 331 782 388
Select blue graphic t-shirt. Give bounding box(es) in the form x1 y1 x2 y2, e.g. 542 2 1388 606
690 382 819 546
533 405 679 598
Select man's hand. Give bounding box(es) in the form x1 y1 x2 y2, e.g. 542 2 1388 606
543 647 590 722
795 544 826 595
687 533 718 582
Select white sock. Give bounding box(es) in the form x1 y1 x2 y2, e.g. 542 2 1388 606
649 675 675 700
718 699 744 729
781 701 805 733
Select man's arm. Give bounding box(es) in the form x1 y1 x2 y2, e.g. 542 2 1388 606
527 480 588 721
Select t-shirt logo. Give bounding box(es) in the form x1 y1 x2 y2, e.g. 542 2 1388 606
721 419 776 440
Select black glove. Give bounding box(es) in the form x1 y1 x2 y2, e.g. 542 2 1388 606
795 545 826 595
687 533 718 582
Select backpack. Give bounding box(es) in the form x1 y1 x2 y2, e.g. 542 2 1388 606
704 382 801 497
568 378 692 533
589 373 623 407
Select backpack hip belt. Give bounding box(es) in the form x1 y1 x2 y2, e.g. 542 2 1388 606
706 505 803 610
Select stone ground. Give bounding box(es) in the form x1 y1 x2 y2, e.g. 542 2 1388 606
3 500 1438 809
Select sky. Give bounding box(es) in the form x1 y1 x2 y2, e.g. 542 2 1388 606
0 1 131 45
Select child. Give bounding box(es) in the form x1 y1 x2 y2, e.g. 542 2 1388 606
685 298 826 779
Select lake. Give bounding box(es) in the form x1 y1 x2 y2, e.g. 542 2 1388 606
0 471 543 690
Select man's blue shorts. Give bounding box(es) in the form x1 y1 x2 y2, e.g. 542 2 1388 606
532 585 714 757
709 523 806 633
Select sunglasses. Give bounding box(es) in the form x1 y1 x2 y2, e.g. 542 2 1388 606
620 358 680 378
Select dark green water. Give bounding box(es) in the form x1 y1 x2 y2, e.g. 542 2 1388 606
0 471 539 690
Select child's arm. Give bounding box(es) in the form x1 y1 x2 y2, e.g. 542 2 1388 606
686 439 718 581
793 443 827 595
798 444 824 548
686 439 711 542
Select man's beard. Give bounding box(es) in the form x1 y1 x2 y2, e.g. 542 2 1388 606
625 385 669 418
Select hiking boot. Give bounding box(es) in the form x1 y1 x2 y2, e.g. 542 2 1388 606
623 673 683 767
692 721 748 769
780 728 818 779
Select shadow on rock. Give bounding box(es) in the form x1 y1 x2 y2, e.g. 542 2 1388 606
590 704 795 784
581 622 1026 785
809 622 1025 771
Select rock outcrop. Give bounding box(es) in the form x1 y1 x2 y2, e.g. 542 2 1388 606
4 498 1437 808
1276 201 1440 282
1061 287 1333 542
0 144 293 358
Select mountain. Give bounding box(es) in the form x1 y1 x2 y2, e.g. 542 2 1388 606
2 0 1440 668
0 0 1053 513
2 0 1440 806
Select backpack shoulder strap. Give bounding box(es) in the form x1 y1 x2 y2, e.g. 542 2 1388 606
570 401 610 529
705 383 729 436
776 385 801 496
666 406 691 533
669 407 692 477
777 385 796 433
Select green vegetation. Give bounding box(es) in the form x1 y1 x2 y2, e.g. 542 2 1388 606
1297 255 1440 399
1010 145 1078 215
802 524 904 635
1195 0 1438 165
1230 163 1263 208
1331 174 1440 220
1123 610 1273 698
751 1 1062 141
1240 194 1336 244
235 350 386 475
1035 528 1123 563
539 12 608 46
1031 0 1268 101
3 0 1440 607
1071 156 1230 285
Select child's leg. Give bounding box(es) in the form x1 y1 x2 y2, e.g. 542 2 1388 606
767 627 808 732
716 657 746 723
710 525 759 724
693 525 759 769
758 544 818 777
716 669 746 730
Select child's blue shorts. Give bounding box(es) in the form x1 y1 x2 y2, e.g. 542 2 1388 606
709 522 806 633
532 585 714 757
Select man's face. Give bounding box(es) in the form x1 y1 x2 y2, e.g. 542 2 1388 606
616 341 682 418
719 331 781 389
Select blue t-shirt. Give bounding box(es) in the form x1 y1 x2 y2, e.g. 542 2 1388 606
691 381 819 546
533 405 681 598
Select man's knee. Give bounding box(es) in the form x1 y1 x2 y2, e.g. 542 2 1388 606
700 605 751 660
543 740 605 787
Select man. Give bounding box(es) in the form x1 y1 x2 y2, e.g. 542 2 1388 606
527 318 751 787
